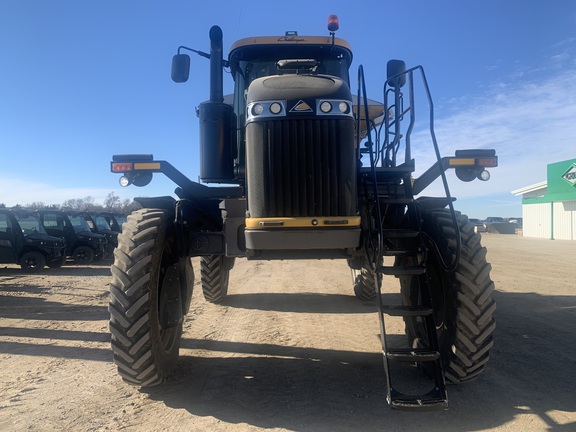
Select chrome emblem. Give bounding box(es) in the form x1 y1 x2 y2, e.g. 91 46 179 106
290 100 313 113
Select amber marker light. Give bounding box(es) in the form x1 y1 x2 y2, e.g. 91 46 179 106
477 157 498 167
111 162 133 173
328 15 339 32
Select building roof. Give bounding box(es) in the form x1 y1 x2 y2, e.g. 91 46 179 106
511 181 547 197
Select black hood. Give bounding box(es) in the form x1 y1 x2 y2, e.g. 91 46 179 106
25 232 65 246
77 231 107 243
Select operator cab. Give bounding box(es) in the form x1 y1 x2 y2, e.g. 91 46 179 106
228 35 353 124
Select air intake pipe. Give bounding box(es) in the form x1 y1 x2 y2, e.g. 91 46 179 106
199 26 235 183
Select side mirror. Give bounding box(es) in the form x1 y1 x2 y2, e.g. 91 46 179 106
171 54 191 83
387 59 406 88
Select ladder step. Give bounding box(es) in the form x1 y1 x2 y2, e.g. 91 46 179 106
382 250 413 256
378 265 425 276
386 348 440 362
380 304 432 317
390 395 448 412
381 229 420 239
379 198 414 205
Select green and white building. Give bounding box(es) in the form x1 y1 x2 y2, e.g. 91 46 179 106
512 158 576 240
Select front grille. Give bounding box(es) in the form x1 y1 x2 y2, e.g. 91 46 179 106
246 118 356 218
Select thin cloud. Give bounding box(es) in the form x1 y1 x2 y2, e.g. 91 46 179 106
410 64 576 199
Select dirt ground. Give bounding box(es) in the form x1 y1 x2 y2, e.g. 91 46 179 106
1 233 575 431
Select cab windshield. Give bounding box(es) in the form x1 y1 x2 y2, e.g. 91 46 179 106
230 43 351 126
67 214 92 234
13 213 48 235
93 215 112 231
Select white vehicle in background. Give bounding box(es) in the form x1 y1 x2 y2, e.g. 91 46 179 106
469 218 487 233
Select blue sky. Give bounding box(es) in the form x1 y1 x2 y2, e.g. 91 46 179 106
1 1 575 218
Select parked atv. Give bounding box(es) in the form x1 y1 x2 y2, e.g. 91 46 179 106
37 210 107 264
0 209 66 271
80 212 119 258
97 212 126 233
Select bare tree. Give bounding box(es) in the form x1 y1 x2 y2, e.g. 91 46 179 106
61 196 99 211
61 198 84 211
25 202 46 210
10 192 139 214
103 192 121 211
120 198 141 214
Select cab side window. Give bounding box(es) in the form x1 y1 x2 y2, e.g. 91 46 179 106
43 214 64 232
0 214 13 234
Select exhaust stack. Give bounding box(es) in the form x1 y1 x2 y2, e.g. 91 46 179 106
209 25 224 103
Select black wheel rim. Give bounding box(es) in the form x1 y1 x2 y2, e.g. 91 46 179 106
157 243 178 353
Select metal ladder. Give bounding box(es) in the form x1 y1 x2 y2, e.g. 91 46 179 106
367 170 448 411
356 63 452 411
365 168 448 411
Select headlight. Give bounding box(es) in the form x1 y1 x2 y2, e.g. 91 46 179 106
320 101 332 113
251 103 264 116
270 102 283 114
119 176 131 187
246 101 286 122
338 101 350 114
478 169 491 181
317 100 353 117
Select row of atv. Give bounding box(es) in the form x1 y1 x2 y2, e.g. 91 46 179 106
0 209 126 272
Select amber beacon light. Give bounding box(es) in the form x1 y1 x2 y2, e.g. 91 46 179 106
327 14 339 33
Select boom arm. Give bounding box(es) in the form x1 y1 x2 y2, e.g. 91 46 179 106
110 154 243 199
412 149 498 196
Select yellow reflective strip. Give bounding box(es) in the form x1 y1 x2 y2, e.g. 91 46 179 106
246 216 361 228
449 158 476 166
134 162 161 170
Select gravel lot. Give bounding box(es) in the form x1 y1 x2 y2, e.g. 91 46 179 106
1 233 575 431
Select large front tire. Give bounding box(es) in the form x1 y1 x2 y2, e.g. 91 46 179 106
399 209 496 384
109 208 183 387
200 255 234 303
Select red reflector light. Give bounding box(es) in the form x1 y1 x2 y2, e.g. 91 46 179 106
328 14 339 32
477 157 498 167
111 162 133 173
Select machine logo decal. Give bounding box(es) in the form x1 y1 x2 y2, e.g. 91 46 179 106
290 100 313 113
561 163 576 187
277 36 305 42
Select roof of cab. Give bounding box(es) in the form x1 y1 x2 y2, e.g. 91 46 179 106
229 35 352 59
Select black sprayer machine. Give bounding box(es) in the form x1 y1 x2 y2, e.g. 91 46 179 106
109 16 497 411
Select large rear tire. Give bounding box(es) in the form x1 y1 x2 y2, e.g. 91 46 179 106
352 256 380 301
200 255 234 303
109 208 183 387
398 209 496 384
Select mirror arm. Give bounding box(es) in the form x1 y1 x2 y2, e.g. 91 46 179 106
177 45 229 68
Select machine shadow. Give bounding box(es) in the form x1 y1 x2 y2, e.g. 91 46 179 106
221 292 378 314
0 293 108 321
144 289 576 431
